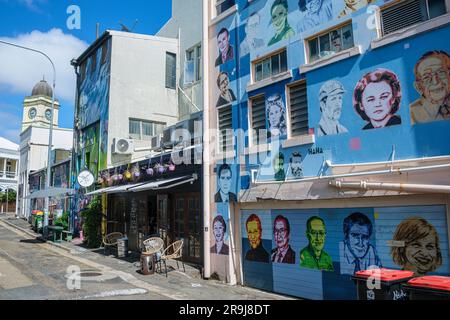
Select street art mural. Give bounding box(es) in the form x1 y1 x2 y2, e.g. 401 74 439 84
297 0 333 33
340 212 382 275
241 205 450 300
300 216 334 271
239 12 264 57
287 151 303 179
215 27 235 67
266 93 287 138
353 68 402 130
216 71 237 108
215 163 238 203
410 50 450 124
273 152 286 181
211 214 230 255
317 80 348 136
391 217 443 276
337 0 373 18
268 0 296 46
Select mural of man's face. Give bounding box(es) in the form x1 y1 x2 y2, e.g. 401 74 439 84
246 14 260 39
291 156 302 175
306 0 322 14
307 219 326 254
219 169 232 194
321 93 343 121
271 5 288 33
247 220 262 249
345 0 369 10
405 233 438 275
361 81 394 122
213 221 225 243
416 56 449 104
218 74 229 95
348 223 370 259
274 156 284 172
217 31 230 55
274 219 289 249
268 102 283 127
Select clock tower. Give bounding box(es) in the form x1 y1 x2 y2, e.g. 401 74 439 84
22 79 60 132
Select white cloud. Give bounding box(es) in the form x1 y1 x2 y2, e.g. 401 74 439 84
0 28 88 102
0 103 22 144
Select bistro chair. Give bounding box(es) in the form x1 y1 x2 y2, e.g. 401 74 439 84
102 232 123 255
157 239 185 277
142 237 165 255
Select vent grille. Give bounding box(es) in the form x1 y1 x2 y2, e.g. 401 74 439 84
289 82 309 137
251 95 267 145
381 0 427 36
218 105 233 152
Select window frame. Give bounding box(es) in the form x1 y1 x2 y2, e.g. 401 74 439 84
304 20 354 64
252 48 288 84
165 51 177 90
185 43 202 85
129 118 166 141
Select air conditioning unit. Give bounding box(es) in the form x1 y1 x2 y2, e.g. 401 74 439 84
151 134 162 150
113 138 134 155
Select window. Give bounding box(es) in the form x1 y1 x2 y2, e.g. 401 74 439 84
288 81 309 137
165 52 177 89
185 44 202 84
254 50 288 82
218 105 233 153
250 95 267 145
307 23 354 63
216 0 236 16
381 0 447 36
129 119 166 140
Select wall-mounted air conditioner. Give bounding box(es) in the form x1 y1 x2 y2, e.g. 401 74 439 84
112 138 134 155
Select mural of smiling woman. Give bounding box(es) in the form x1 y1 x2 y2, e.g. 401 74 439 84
268 0 295 46
266 93 287 137
353 68 402 130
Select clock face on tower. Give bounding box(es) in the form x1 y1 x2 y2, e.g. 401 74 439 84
28 108 37 119
45 109 52 121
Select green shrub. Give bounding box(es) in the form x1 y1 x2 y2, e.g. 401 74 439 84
54 211 69 231
81 197 102 248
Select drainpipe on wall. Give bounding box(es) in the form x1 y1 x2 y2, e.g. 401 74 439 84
330 180 450 193
202 0 211 280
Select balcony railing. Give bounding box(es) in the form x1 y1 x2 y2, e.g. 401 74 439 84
0 171 18 179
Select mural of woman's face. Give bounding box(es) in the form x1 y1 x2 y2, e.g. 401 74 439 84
247 220 262 249
219 169 232 194
348 224 370 259
268 100 283 127
361 81 394 122
218 74 229 95
213 221 225 243
405 233 439 275
271 5 288 33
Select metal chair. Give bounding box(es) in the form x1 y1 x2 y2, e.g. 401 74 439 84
157 239 185 277
102 232 123 255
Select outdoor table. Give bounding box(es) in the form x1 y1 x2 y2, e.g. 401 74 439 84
47 226 64 243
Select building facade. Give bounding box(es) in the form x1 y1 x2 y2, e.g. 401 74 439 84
204 0 450 299
0 137 19 213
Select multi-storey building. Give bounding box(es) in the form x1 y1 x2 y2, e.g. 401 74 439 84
204 0 450 299
0 137 19 213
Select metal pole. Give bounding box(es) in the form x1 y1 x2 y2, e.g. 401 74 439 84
0 40 56 237
6 188 8 214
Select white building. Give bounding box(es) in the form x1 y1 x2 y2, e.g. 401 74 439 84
0 137 19 213
17 79 73 219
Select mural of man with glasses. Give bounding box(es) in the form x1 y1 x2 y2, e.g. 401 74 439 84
297 0 333 33
410 50 450 124
300 216 334 271
340 212 382 275
271 215 296 264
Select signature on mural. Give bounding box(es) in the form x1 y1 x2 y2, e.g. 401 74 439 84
300 216 334 271
391 217 443 276
340 212 382 275
353 68 402 130
410 50 450 124
245 214 270 263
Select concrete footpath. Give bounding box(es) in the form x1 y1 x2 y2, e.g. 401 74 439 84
0 215 294 300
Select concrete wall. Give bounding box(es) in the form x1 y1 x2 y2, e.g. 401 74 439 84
107 31 179 166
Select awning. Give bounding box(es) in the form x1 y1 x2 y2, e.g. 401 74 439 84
85 182 146 196
129 174 198 192
26 187 76 199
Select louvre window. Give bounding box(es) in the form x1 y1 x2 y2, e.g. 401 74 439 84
250 95 268 145
254 50 288 82
289 82 309 137
129 119 166 141
381 0 447 36
218 105 233 153
307 23 354 63
216 0 236 16
165 52 177 89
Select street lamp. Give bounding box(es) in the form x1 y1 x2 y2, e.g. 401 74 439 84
0 40 56 237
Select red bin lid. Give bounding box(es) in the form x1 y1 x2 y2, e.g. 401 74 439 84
355 268 415 281
407 276 450 291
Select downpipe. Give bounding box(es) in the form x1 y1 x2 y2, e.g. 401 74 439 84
330 180 450 194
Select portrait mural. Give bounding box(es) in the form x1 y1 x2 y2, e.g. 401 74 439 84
391 217 443 276
410 50 450 124
273 152 286 181
300 216 334 271
271 215 296 264
317 80 348 136
215 164 237 203
240 12 265 57
266 93 287 137
297 0 333 33
338 0 373 18
215 27 235 67
288 151 303 179
268 0 296 46
340 212 382 275
353 68 402 130
216 71 237 108
211 215 230 255
245 214 270 263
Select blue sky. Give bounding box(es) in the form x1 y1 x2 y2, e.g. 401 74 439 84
0 0 172 143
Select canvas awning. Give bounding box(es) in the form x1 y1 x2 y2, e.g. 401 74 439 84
129 174 198 192
85 183 146 196
26 187 75 199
